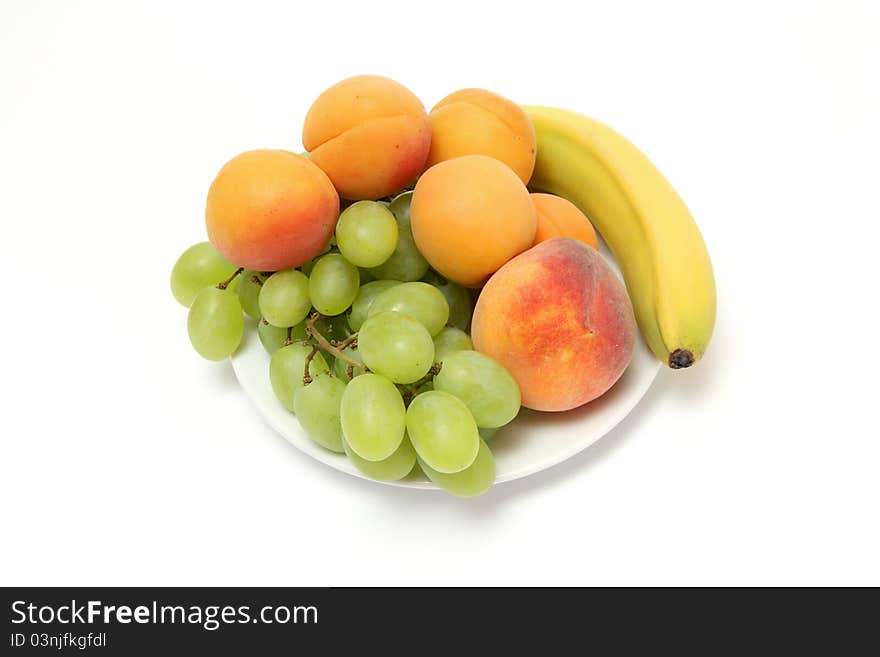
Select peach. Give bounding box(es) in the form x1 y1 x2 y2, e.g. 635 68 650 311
531 193 599 249
206 150 339 271
471 238 635 411
410 154 536 288
302 75 431 200
426 88 536 184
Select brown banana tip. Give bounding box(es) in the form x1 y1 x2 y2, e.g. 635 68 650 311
669 349 695 369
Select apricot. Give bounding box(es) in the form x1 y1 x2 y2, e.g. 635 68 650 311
302 75 431 200
471 238 635 411
410 155 536 288
206 150 339 271
426 88 536 184
531 193 598 249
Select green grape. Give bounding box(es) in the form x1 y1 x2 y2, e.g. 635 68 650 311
388 190 415 223
425 272 473 332
187 287 244 360
258 320 287 354
333 347 365 381
343 434 417 482
358 268 375 285
357 312 434 384
406 391 480 474
368 192 429 281
479 427 499 442
403 460 424 480
419 439 495 498
340 373 406 461
237 270 267 319
309 253 360 316
335 201 399 268
368 282 449 336
290 321 309 341
367 225 426 281
269 343 329 412
258 320 307 355
433 326 473 363
313 313 352 341
301 259 316 277
433 350 521 428
293 374 346 453
171 241 238 307
259 269 311 327
348 280 402 331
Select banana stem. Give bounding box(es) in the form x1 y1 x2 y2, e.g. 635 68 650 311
669 349 695 369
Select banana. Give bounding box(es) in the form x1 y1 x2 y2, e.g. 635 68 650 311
522 106 716 369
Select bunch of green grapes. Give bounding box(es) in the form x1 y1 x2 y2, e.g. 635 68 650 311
170 193 521 498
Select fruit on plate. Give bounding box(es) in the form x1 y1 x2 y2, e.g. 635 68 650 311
206 149 339 271
348 279 402 331
471 238 635 412
259 269 311 327
410 154 536 287
236 270 268 318
367 281 449 337
432 350 520 428
258 319 300 355
340 373 406 461
419 438 495 498
426 88 536 184
406 390 480 474
357 311 435 384
343 434 418 482
423 271 472 331
293 374 346 453
335 201 399 268
524 106 716 368
269 342 329 412
170 241 239 307
368 191 429 282
172 74 716 499
530 193 598 250
187 285 244 361
302 75 431 200
432 326 472 362
308 253 360 316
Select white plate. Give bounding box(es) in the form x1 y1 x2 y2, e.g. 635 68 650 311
231 275 661 489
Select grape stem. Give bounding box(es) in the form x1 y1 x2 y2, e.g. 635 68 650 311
250 274 264 286
398 363 442 405
283 326 293 347
334 334 358 351
302 344 319 385
305 313 367 373
216 267 244 290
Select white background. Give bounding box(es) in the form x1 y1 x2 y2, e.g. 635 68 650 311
1 0 878 586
